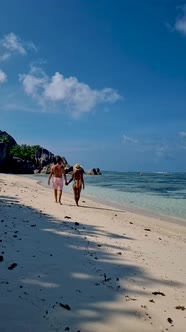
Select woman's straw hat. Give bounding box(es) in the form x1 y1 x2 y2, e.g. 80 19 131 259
73 163 81 171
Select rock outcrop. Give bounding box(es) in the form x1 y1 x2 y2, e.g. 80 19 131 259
0 143 8 168
40 164 53 174
0 130 101 175
0 130 17 146
10 157 34 174
65 165 74 174
35 147 54 167
54 156 68 166
0 131 17 171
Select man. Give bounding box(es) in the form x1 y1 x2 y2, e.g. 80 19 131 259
48 156 67 205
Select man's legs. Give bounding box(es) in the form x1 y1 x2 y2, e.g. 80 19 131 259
59 190 62 205
53 178 63 204
54 189 58 203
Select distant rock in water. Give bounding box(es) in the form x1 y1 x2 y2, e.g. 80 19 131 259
86 168 102 175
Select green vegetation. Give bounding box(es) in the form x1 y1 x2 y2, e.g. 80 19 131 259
0 133 13 148
0 132 40 161
10 144 40 161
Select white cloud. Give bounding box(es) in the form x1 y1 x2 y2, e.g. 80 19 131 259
43 72 121 112
19 66 48 101
2 32 26 54
155 145 166 157
175 17 186 35
0 103 39 113
0 32 37 60
178 131 186 149
0 53 10 62
19 67 122 114
0 69 7 84
123 134 138 144
26 41 38 52
155 145 174 160
179 131 186 138
174 6 186 35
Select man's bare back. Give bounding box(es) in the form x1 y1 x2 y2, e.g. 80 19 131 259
51 164 65 178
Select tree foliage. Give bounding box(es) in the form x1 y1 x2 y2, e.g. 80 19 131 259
10 144 40 161
0 133 13 148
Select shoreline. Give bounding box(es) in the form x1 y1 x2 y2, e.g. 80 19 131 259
75 190 186 227
22 173 186 227
0 174 186 332
33 175 186 228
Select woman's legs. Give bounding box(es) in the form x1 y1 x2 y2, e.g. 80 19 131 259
73 185 81 206
75 188 79 206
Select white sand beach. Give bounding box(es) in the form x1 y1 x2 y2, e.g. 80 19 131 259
0 173 186 332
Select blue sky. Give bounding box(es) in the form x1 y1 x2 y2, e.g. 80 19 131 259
0 0 186 172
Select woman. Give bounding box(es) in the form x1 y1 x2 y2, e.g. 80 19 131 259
67 164 85 206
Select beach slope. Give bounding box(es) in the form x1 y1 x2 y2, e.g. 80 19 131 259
0 174 185 332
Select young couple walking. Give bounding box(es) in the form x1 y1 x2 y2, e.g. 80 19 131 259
48 156 85 206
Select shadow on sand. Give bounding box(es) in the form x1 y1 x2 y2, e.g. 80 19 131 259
0 195 183 331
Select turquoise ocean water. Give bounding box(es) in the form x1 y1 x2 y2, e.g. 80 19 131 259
27 171 186 223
